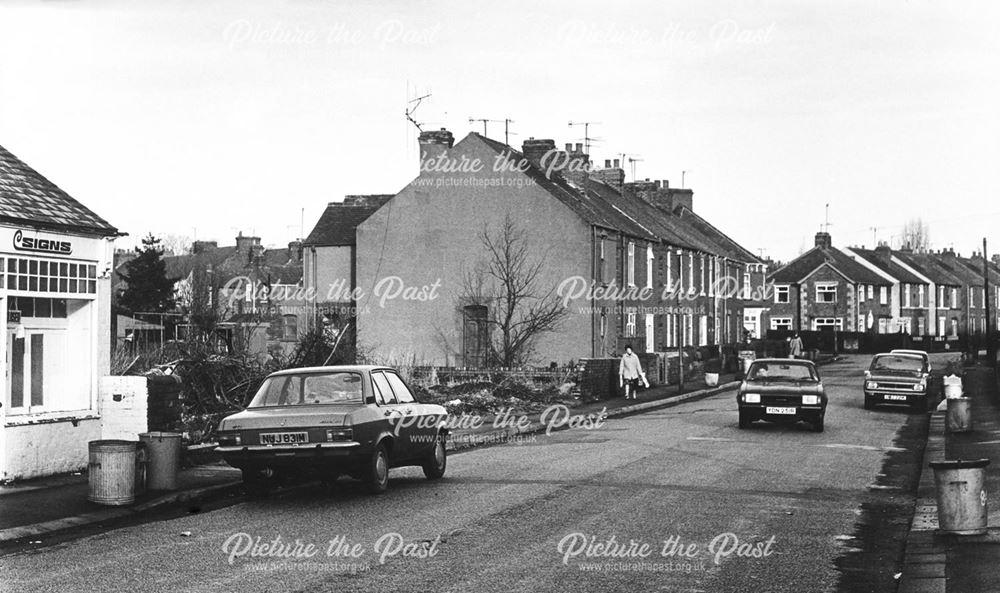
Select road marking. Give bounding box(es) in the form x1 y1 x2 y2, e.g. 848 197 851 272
684 438 904 453
686 437 736 442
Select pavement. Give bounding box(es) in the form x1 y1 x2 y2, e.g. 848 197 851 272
0 368 744 545
897 360 1000 593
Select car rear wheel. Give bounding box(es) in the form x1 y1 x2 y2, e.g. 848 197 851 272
364 444 390 494
422 434 447 480
738 412 751 429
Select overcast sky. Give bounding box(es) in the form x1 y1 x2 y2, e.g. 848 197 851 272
1 0 998 262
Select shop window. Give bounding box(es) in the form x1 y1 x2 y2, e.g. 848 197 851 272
7 297 68 318
5 257 97 295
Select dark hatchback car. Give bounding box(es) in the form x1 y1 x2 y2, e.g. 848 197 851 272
216 365 449 495
864 353 930 412
737 358 827 432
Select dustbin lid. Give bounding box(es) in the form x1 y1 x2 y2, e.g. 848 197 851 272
929 458 990 470
139 432 182 441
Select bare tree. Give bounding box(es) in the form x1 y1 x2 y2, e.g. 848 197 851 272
901 218 931 252
161 233 194 256
461 214 569 367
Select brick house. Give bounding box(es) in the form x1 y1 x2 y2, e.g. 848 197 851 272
768 232 892 332
347 129 763 366
843 246 932 335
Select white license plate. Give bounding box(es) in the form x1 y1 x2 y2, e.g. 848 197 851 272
884 394 908 401
766 407 796 415
260 431 308 445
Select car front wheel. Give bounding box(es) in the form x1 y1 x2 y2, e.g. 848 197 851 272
422 434 447 480
738 411 751 429
863 395 874 410
364 444 390 494
811 412 825 433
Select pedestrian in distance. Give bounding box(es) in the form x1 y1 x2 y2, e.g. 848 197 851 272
789 333 804 359
619 345 649 399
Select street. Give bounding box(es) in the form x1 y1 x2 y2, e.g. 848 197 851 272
0 354 938 593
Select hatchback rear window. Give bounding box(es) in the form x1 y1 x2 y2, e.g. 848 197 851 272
249 372 364 406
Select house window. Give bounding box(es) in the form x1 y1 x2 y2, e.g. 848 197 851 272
900 318 912 334
688 252 694 292
698 315 708 346
917 316 926 335
878 318 888 334
770 317 792 330
969 287 975 308
813 317 843 330
281 314 298 340
918 285 925 308
902 283 911 308
774 285 790 304
951 288 958 308
743 266 751 299
625 311 636 337
858 286 865 303
684 313 693 346
938 316 946 336
708 257 714 297
645 245 653 290
857 315 865 331
600 308 607 338
867 285 874 300
665 312 674 348
627 242 635 287
816 282 837 303
700 255 706 295
597 239 605 284
880 286 888 305
938 286 945 308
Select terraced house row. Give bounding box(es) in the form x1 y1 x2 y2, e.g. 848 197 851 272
301 129 769 366
764 231 999 339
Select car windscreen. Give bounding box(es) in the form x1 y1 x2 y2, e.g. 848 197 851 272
248 372 364 407
871 356 925 374
748 362 817 382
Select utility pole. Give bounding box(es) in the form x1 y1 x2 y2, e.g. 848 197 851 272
984 237 994 366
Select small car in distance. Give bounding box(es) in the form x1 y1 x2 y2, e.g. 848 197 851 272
215 365 449 495
864 353 930 412
737 358 827 432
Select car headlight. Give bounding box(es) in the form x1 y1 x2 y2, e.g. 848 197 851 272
913 382 926 392
866 381 878 390
744 393 760 403
802 395 820 405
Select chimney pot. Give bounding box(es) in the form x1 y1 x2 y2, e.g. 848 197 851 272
662 179 669 188
605 159 611 168
575 143 583 153
565 143 573 152
613 158 620 168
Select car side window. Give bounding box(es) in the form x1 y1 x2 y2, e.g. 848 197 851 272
371 372 398 405
384 372 416 404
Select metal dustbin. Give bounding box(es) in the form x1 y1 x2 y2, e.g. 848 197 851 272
929 458 990 535
88 440 139 506
944 374 963 399
139 432 181 491
738 350 756 377
947 397 972 433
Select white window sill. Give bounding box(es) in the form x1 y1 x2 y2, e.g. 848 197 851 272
5 411 100 427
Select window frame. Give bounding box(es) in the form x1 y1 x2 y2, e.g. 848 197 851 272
815 282 837 303
774 285 790 304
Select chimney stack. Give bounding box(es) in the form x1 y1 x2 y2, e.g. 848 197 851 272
522 137 556 170
874 243 892 262
814 232 832 249
287 240 303 264
418 128 454 170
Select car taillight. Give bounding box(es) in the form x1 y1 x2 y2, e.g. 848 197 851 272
218 432 242 446
326 428 354 442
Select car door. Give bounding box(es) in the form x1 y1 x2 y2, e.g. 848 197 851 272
382 371 433 459
370 370 411 463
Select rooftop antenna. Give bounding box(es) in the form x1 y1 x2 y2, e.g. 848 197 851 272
682 170 692 189
627 156 644 181
821 203 833 233
568 121 600 154
502 118 515 146
468 117 493 136
869 226 878 246
405 92 432 132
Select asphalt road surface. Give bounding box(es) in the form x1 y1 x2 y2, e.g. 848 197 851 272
1 354 949 593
